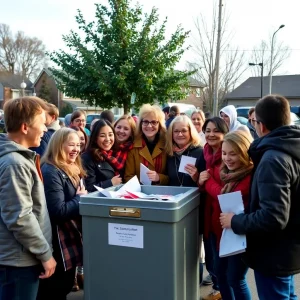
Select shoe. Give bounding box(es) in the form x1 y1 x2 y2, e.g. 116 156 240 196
201 289 222 300
77 273 84 290
72 277 80 292
202 274 213 285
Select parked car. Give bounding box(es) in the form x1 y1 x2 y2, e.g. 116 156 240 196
164 103 196 117
86 114 100 130
237 116 248 125
290 112 300 125
236 106 252 119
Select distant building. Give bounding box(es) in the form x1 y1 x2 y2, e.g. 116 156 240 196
225 75 300 107
0 72 33 108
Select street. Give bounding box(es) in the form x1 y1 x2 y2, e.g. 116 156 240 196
68 269 300 299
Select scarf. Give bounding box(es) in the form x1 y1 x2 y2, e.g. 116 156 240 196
203 143 222 169
141 138 163 173
173 143 191 156
219 163 253 194
101 140 133 174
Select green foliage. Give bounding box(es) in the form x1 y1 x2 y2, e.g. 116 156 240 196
48 0 194 113
38 79 51 102
59 102 73 117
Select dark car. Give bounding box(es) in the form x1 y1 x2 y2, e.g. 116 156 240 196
86 114 100 130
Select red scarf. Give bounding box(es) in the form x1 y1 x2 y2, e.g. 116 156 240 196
141 138 163 173
203 143 222 169
101 141 133 174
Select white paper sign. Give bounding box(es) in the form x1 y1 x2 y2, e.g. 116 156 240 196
108 223 143 249
140 163 151 185
218 191 246 257
178 155 197 174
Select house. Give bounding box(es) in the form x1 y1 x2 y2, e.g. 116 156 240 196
225 75 300 107
33 68 101 114
0 72 33 109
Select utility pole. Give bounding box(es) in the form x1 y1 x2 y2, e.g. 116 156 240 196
213 0 222 116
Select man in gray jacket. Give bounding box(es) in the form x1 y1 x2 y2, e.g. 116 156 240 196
0 97 56 300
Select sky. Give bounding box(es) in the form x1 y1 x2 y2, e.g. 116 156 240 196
1 0 300 85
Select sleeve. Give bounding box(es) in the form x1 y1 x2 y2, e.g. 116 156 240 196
196 149 206 173
0 164 51 260
124 149 137 183
43 168 80 222
231 157 291 235
204 175 223 199
158 173 169 185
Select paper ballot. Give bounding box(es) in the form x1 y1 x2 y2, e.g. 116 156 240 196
178 155 197 174
140 163 152 185
218 191 247 257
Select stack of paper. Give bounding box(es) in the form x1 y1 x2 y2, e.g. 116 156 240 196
218 191 246 257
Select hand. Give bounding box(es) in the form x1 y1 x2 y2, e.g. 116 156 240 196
184 164 199 182
40 256 57 279
76 185 87 195
220 213 235 229
111 175 122 186
146 170 160 182
198 170 210 186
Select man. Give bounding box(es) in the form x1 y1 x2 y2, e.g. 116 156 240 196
246 107 259 139
30 103 61 156
165 105 180 128
162 106 170 121
220 95 300 299
0 97 56 300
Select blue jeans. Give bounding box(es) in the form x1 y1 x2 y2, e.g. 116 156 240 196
255 271 298 300
215 253 251 300
0 264 40 300
203 233 219 290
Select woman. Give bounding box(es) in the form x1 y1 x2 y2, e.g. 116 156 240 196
81 119 122 192
37 128 87 300
70 109 91 136
124 104 168 185
198 117 229 300
69 125 88 153
219 105 249 133
166 115 203 186
191 110 206 145
201 130 253 300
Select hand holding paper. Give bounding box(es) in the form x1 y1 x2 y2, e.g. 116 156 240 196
140 163 152 185
178 155 196 174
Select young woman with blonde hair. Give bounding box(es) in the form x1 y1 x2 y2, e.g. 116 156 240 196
191 110 206 145
201 130 253 300
124 104 168 184
37 128 87 300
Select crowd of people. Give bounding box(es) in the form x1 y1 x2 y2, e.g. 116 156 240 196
0 95 299 300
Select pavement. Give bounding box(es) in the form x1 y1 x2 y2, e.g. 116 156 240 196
68 269 300 299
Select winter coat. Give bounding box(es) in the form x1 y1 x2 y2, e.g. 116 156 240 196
167 145 204 187
231 126 300 276
81 151 115 192
0 134 52 267
124 135 168 185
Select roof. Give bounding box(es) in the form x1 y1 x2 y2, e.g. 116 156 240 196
187 76 206 88
0 72 33 90
226 75 300 99
32 68 54 86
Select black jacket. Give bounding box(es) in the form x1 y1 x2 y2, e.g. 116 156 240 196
231 126 300 276
81 151 114 192
167 145 204 187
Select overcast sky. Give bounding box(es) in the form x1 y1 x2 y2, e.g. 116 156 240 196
1 0 299 84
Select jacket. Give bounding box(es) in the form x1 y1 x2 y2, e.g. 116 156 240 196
231 125 300 276
81 151 114 192
219 105 249 132
205 169 251 248
124 135 168 185
0 134 52 267
41 163 82 270
167 145 204 187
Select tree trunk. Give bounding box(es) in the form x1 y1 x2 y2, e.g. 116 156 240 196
123 101 129 114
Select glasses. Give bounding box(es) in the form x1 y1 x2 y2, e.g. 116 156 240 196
74 118 86 123
173 129 189 135
252 119 261 125
141 120 159 127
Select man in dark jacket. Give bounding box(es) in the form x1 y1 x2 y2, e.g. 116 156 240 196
220 94 300 299
246 107 259 139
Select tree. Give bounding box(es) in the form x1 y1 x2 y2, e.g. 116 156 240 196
0 24 47 80
188 4 247 112
48 0 194 113
38 78 51 102
249 36 291 77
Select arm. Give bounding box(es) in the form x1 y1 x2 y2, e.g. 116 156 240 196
204 174 223 199
0 164 52 262
232 157 291 235
43 168 80 222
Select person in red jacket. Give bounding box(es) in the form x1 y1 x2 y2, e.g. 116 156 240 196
198 117 228 300
201 130 253 300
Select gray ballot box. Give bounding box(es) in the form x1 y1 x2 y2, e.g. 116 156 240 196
80 185 200 300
